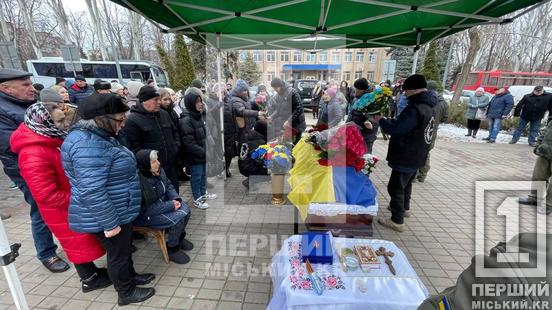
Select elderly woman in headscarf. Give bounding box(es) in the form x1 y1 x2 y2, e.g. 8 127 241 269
61 93 156 306
317 87 342 128
465 87 490 138
10 102 109 293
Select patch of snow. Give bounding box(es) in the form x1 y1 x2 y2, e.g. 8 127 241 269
437 123 528 144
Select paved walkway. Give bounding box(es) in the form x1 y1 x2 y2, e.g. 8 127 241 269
0 130 550 309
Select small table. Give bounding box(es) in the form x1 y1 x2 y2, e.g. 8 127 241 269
268 235 429 310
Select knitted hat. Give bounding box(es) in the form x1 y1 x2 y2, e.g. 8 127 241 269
111 82 124 94
77 93 130 120
138 85 160 102
55 77 66 85
426 80 439 91
39 88 64 103
75 75 86 82
126 81 144 97
191 79 204 89
270 77 285 88
325 87 337 99
402 74 427 90
353 78 369 91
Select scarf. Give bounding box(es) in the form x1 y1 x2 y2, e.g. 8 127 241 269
24 102 67 139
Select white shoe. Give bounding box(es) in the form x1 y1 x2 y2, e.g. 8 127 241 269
201 192 218 200
193 199 209 209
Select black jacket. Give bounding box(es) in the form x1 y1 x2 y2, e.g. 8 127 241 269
0 91 35 178
223 98 239 158
179 110 207 165
122 102 180 169
514 92 552 122
380 91 437 170
269 85 307 137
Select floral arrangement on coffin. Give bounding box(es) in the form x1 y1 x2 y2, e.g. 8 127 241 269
306 123 368 172
351 85 393 116
361 154 380 176
251 144 293 174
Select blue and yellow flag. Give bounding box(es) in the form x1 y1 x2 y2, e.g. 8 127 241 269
287 139 377 220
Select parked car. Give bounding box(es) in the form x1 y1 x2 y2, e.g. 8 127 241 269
507 85 552 104
289 79 319 108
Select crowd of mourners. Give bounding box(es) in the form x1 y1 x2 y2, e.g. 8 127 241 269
0 66 551 305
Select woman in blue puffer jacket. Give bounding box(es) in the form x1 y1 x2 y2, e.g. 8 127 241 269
61 93 156 306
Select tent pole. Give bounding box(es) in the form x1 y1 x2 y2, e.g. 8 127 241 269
0 218 28 310
216 34 226 181
442 37 454 89
411 29 422 74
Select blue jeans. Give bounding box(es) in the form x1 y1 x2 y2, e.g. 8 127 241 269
512 118 541 144
2 160 58 261
190 164 206 200
488 118 503 141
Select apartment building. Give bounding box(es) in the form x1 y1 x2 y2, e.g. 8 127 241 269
240 48 389 85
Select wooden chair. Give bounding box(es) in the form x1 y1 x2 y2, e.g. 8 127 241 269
132 226 170 264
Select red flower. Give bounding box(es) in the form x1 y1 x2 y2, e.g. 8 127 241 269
353 159 365 171
318 158 329 166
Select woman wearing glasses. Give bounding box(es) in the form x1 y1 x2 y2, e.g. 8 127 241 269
61 93 156 306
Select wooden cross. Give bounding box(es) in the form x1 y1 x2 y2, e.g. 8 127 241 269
375 246 396 275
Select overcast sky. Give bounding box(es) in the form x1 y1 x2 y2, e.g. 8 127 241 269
61 0 87 12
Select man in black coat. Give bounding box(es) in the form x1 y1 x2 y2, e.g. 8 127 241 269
122 85 181 192
374 74 437 232
347 78 379 153
0 68 69 272
269 78 306 144
511 86 552 146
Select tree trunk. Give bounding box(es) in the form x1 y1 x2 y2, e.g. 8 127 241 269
451 28 480 105
16 0 42 58
85 0 108 60
129 12 142 60
47 0 73 44
0 0 10 41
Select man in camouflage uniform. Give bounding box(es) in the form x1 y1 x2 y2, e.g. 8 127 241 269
519 118 552 215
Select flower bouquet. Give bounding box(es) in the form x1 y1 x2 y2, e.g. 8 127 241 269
251 144 293 205
306 122 368 172
351 85 393 116
361 154 380 176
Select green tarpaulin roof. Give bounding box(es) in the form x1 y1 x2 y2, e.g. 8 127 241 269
111 0 545 50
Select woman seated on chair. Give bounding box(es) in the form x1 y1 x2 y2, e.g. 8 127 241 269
133 149 193 264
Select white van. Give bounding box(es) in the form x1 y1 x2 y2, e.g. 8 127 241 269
508 85 552 104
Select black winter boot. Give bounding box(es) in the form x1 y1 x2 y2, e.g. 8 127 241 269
465 129 472 136
472 129 478 138
118 287 155 306
168 245 190 264
81 271 112 293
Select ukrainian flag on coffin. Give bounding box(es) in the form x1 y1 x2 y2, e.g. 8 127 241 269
287 139 377 220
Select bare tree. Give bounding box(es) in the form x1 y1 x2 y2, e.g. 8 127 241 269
451 27 480 104
85 0 108 60
46 0 73 44
16 0 43 58
0 0 11 40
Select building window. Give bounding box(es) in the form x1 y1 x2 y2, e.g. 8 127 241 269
368 51 377 63
319 52 328 62
330 72 339 80
366 71 375 81
354 70 363 80
253 51 263 62
332 52 340 63
266 51 275 62
306 53 316 62
344 52 352 62
239 51 248 62
280 51 289 62
267 71 275 82
356 52 364 62
343 71 351 81
293 51 302 62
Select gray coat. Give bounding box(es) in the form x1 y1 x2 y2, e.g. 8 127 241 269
465 94 490 120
